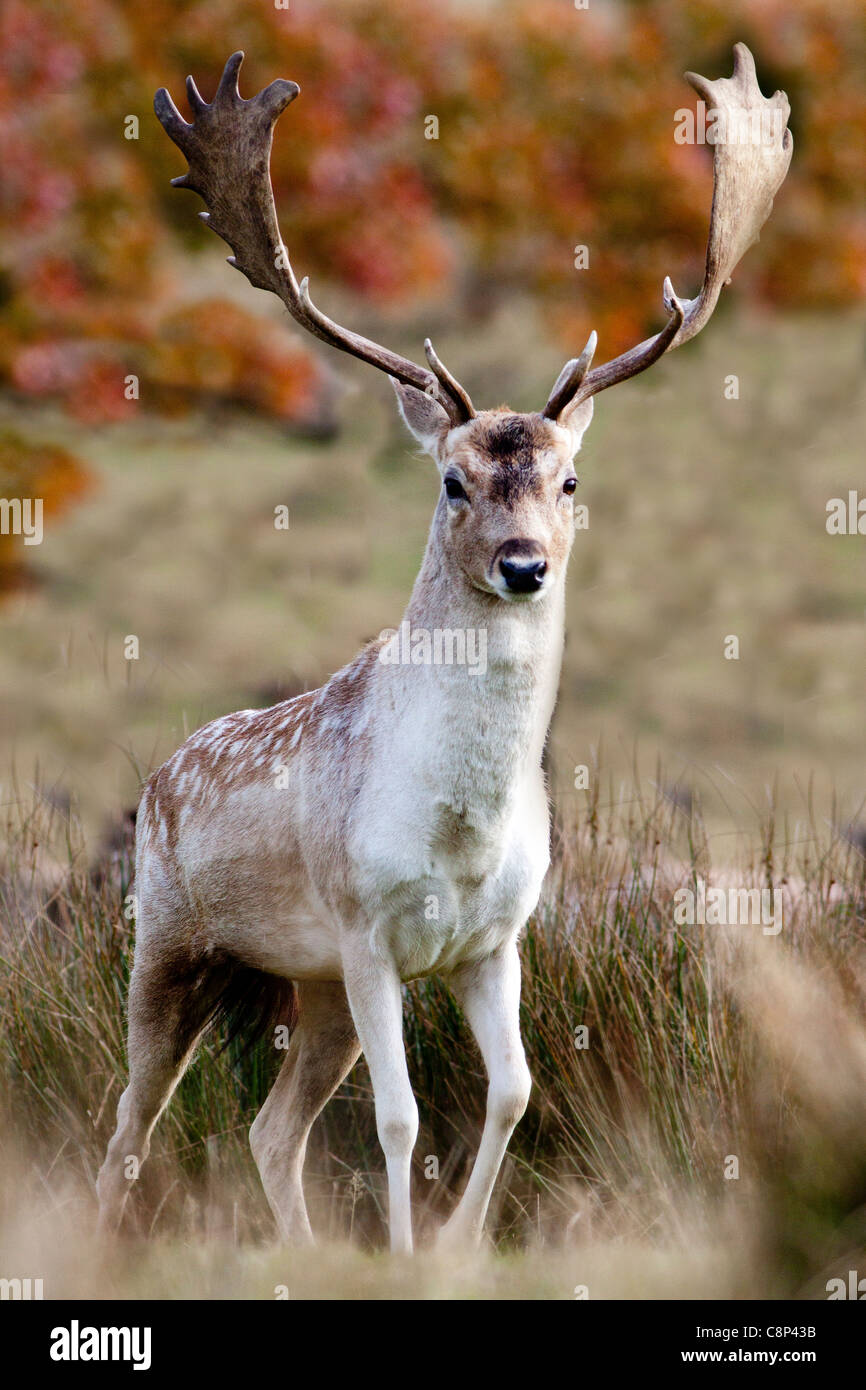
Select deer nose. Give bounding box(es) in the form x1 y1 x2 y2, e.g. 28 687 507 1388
499 554 548 593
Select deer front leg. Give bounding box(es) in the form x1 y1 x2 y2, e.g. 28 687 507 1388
341 935 418 1254
438 941 531 1249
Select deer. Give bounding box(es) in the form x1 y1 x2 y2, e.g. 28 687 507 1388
96 44 792 1254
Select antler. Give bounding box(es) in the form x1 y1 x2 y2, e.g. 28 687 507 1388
154 51 475 425
543 43 793 420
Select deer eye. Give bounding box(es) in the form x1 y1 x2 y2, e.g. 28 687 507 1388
444 474 468 502
562 477 578 495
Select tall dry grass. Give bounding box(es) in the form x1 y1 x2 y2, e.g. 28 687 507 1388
1 769 864 1297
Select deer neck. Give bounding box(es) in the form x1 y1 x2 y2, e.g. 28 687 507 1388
393 529 566 791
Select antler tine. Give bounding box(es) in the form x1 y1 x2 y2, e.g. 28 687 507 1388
555 279 686 408
424 339 475 422
542 331 597 420
545 42 792 419
154 51 472 426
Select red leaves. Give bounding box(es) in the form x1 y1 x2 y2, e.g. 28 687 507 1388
0 0 863 422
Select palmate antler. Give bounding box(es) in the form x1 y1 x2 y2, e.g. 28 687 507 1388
154 44 791 427
154 51 475 425
542 43 793 419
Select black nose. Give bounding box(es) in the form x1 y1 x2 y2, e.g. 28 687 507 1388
499 556 548 593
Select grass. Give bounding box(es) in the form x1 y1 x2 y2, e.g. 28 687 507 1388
0 304 864 838
1 770 864 1298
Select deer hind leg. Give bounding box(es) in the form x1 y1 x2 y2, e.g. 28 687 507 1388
437 941 532 1249
249 979 360 1244
96 939 214 1234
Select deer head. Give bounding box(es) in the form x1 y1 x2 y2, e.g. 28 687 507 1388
390 393 592 601
154 45 792 603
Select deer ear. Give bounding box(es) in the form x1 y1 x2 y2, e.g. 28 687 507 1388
559 395 594 454
391 380 450 458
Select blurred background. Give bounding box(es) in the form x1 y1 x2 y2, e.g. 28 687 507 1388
1 0 864 842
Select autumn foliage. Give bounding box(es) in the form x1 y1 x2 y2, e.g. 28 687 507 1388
0 432 92 591
0 0 863 428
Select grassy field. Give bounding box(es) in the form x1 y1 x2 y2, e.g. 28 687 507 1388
1 303 864 840
1 304 865 1297
1 773 864 1298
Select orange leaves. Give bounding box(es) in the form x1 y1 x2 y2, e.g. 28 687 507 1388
0 0 863 426
145 299 328 426
0 432 93 592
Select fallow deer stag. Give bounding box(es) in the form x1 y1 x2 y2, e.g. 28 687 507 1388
97 45 792 1252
